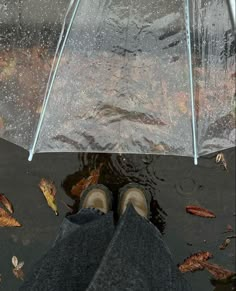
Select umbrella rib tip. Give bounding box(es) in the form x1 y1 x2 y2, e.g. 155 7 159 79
28 151 34 162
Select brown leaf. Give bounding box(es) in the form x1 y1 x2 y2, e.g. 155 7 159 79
178 251 213 273
199 261 236 281
39 179 58 215
71 164 103 198
186 205 216 218
0 193 14 213
219 238 231 250
12 256 24 280
16 262 24 270
216 153 228 171
0 207 21 227
0 273 2 283
13 268 24 281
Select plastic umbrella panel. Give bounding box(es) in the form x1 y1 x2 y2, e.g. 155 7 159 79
0 0 235 160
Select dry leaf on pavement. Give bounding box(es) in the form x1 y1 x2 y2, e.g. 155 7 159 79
186 205 216 218
71 163 103 198
199 261 236 281
0 207 21 227
39 178 58 216
13 268 24 281
219 238 231 250
12 256 24 280
0 193 14 213
178 251 213 273
216 153 228 171
12 256 18 268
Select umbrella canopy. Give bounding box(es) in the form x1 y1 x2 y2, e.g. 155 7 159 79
0 0 235 164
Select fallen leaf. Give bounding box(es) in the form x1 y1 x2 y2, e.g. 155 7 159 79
0 207 21 227
12 256 18 268
216 153 228 171
219 238 231 250
71 164 103 198
12 256 24 280
13 268 24 281
0 193 14 213
178 251 213 273
15 261 24 271
39 178 58 215
0 274 2 283
199 261 236 281
186 205 216 218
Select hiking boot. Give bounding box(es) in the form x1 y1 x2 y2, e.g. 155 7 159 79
118 183 150 218
79 184 112 213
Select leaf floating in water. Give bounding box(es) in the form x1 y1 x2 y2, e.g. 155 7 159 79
0 207 21 227
0 193 14 214
186 205 216 218
71 163 103 198
216 153 228 171
199 261 236 281
39 178 58 216
12 256 24 280
178 251 213 273
219 238 231 250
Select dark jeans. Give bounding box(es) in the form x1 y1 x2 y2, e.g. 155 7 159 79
20 205 191 291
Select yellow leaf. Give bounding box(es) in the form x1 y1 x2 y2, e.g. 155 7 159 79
39 178 58 215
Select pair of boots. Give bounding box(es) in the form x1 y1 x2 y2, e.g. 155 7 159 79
79 183 150 219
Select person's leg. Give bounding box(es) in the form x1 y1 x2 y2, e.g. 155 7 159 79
20 185 114 291
87 184 191 291
54 184 113 244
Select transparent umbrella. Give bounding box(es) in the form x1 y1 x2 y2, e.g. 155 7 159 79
0 0 235 164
